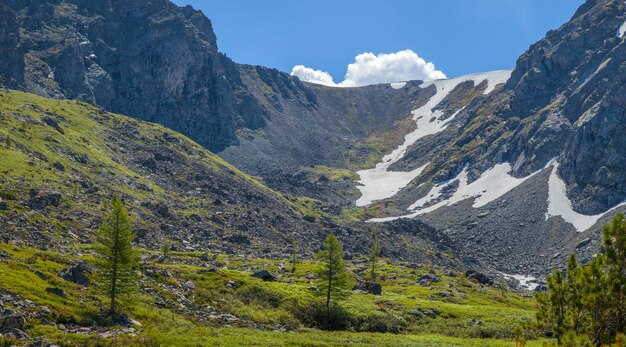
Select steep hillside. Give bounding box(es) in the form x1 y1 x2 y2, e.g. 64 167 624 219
354 0 626 277
0 89 470 271
0 89 321 255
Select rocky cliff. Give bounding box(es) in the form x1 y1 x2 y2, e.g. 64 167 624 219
1 0 265 152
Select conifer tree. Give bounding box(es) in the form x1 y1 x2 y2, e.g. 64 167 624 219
583 255 610 344
95 194 138 315
537 269 567 344
535 213 626 345
602 212 626 332
315 233 351 315
564 254 584 334
367 229 381 284
290 240 299 274
161 239 171 259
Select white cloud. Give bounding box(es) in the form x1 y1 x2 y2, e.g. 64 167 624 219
290 49 446 87
290 65 337 86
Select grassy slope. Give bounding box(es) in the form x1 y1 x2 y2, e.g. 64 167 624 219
0 90 325 252
0 90 545 345
0 243 543 346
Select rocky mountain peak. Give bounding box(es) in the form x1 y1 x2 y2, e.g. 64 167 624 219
1 0 265 151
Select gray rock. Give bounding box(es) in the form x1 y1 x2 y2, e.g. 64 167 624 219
465 270 493 285
417 273 441 286
0 308 26 333
58 261 91 286
28 190 62 210
251 270 275 282
52 161 65 171
576 238 592 249
34 270 48 280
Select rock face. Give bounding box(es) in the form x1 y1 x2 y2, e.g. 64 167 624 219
0 0 431 205
2 0 626 277
1 0 265 152
0 4 23 88
412 0 626 214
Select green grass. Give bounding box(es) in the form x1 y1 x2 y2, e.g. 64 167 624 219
0 243 546 346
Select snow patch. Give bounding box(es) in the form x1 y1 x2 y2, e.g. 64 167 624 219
576 58 611 91
619 19 626 38
546 161 626 232
356 163 428 206
355 70 512 207
503 273 540 291
475 70 512 95
390 82 407 89
370 163 534 222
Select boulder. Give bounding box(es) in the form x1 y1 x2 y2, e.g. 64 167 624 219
28 190 62 210
0 199 7 210
53 161 65 171
4 328 28 340
576 238 592 249
58 261 91 286
465 270 493 285
251 270 275 282
368 283 382 295
0 308 26 333
417 273 441 286
34 270 48 280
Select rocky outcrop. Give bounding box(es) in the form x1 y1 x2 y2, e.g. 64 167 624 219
58 261 92 286
0 5 23 88
412 0 626 214
2 0 265 152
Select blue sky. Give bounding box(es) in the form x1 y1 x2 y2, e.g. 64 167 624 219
172 0 583 81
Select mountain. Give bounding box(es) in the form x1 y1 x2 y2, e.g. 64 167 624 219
0 0 265 152
354 0 626 276
2 0 626 280
0 88 466 271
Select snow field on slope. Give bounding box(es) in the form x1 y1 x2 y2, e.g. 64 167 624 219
355 70 512 207
370 163 533 222
546 161 626 232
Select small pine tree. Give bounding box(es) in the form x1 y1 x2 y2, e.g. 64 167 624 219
4 134 10 148
537 268 568 344
161 240 171 259
290 240 298 274
565 253 585 334
603 212 626 332
583 254 610 344
315 233 351 316
95 194 138 315
367 229 381 285
535 213 626 345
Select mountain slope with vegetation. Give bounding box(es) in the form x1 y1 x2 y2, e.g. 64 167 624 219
0 89 326 255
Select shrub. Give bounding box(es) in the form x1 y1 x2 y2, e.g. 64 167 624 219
299 302 353 331
356 312 407 333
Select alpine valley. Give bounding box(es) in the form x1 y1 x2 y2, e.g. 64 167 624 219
1 0 626 346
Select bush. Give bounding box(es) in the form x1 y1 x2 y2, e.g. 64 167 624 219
299 302 353 331
356 312 407 333
237 283 282 308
